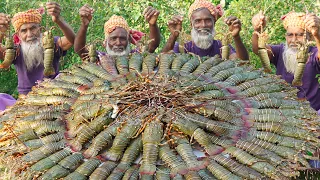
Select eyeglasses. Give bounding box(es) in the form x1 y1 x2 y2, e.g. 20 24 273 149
286 33 305 38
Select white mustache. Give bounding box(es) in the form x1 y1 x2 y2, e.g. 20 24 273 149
196 28 212 34
112 46 125 51
26 37 39 43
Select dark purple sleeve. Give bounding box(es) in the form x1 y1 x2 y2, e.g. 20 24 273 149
309 46 320 71
173 42 180 53
54 36 67 58
229 44 236 54
130 49 139 53
269 44 283 66
0 93 16 111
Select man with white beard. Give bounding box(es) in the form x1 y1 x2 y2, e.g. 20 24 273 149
162 0 249 60
252 11 320 112
74 4 161 60
0 2 75 96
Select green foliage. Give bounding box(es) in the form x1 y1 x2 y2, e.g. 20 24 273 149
0 0 317 96
0 67 18 98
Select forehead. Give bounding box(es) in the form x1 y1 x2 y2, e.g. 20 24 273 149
191 8 214 21
286 26 304 34
19 23 40 30
108 27 128 38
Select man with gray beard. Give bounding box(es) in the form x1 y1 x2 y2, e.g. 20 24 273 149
252 11 320 112
74 4 161 61
20 37 44 72
162 0 249 60
282 43 299 74
0 2 75 96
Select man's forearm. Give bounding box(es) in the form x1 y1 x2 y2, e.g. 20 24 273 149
148 24 160 53
314 32 320 60
234 35 249 60
252 33 259 55
74 24 89 56
162 33 179 53
55 16 75 45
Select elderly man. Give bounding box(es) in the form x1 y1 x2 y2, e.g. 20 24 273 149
74 4 161 58
162 0 249 60
252 12 320 112
0 2 75 96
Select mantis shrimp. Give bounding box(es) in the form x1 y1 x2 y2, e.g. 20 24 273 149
0 31 16 69
0 53 319 179
292 41 311 86
42 27 56 76
220 31 232 60
255 29 272 73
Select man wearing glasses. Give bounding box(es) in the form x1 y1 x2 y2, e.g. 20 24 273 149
251 11 320 113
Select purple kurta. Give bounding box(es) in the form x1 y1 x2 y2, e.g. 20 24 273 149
13 36 66 95
270 44 320 111
0 93 16 111
173 40 236 57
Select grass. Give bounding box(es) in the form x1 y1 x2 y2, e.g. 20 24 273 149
0 66 18 99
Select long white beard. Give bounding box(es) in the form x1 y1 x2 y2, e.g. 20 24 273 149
283 43 298 74
20 38 44 72
106 42 131 56
191 27 216 50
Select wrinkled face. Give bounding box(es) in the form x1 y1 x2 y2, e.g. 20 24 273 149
106 27 129 52
18 23 41 43
105 27 131 56
285 26 305 48
190 8 215 49
191 8 215 34
282 27 311 74
18 23 43 72
283 42 298 74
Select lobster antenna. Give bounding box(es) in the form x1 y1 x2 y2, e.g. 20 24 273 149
4 0 11 37
46 0 49 30
304 4 308 45
263 0 280 15
90 0 96 42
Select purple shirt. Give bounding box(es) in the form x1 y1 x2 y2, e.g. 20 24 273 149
13 36 66 95
0 93 16 111
173 40 236 57
270 44 320 111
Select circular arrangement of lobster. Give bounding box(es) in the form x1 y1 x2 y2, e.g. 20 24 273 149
0 53 319 179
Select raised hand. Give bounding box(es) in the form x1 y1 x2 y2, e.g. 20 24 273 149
0 13 10 33
143 6 160 26
252 11 267 32
305 13 320 39
46 2 62 23
79 4 94 26
168 15 183 37
225 16 242 37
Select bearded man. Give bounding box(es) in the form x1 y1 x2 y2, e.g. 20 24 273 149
162 0 249 60
74 4 161 59
0 2 75 96
252 12 320 112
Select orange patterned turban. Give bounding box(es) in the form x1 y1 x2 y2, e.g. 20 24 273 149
12 9 42 32
188 0 224 21
104 15 130 37
281 12 306 30
104 15 145 45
